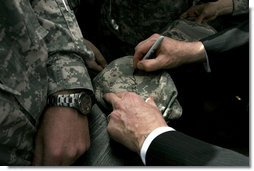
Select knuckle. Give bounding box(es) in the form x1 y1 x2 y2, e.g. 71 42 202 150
150 33 160 40
128 92 137 96
125 92 137 99
114 100 124 109
107 124 113 133
202 10 209 16
76 143 90 156
110 111 120 118
66 146 85 159
142 64 152 72
48 148 63 160
153 33 160 37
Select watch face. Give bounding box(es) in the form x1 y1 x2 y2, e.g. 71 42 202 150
79 93 92 115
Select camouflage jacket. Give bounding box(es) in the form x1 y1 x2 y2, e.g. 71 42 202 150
232 0 249 15
100 0 190 45
0 0 94 124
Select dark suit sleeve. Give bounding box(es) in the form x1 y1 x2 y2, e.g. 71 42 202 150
201 18 249 71
201 18 248 54
146 131 249 166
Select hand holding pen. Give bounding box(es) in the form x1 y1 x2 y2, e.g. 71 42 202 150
134 33 206 72
142 35 165 60
133 34 165 72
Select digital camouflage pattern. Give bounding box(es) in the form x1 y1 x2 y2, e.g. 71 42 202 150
93 18 219 122
100 0 190 46
0 0 94 165
162 19 217 41
33 0 94 95
93 56 182 121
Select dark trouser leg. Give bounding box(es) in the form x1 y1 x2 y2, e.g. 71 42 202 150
74 104 144 166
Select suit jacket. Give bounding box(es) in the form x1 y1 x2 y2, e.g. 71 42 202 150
202 17 248 50
144 18 249 166
201 16 249 102
201 17 249 70
145 131 249 166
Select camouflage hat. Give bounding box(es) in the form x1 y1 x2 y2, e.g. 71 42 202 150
92 56 182 121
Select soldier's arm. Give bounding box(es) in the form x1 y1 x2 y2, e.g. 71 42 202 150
32 0 94 95
31 0 93 165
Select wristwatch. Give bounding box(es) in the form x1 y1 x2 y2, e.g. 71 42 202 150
47 91 93 116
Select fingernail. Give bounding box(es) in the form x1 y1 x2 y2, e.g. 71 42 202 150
145 97 151 102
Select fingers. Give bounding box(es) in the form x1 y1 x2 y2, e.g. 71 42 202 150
180 5 206 22
106 111 122 143
86 60 104 72
103 92 122 109
104 92 142 111
96 54 107 68
104 92 131 105
133 34 161 68
136 56 164 72
180 7 197 19
107 110 122 123
180 11 189 19
83 38 107 70
196 14 205 24
93 49 107 68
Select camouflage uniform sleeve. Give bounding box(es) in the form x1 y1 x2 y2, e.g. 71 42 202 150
32 0 94 95
232 0 249 15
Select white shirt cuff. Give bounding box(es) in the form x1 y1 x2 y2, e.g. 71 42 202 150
140 126 175 165
203 48 211 72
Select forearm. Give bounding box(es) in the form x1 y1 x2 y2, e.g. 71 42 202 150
179 41 207 64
